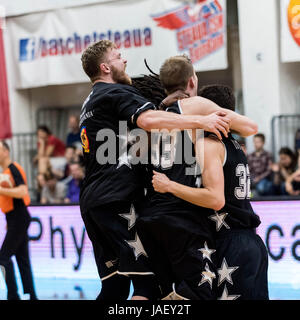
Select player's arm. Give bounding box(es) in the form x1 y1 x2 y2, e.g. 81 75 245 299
0 185 28 199
117 88 230 139
179 96 258 137
136 109 230 140
152 136 225 211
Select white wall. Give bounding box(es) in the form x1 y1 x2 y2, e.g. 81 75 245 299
279 61 300 114
238 0 282 154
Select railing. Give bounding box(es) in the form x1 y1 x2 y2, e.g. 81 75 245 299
36 106 81 141
7 132 37 200
271 114 300 162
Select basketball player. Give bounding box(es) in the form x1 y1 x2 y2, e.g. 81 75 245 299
152 84 269 300
79 40 232 300
0 141 38 300
132 56 259 300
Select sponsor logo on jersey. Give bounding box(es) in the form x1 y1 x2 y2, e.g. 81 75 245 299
80 126 90 153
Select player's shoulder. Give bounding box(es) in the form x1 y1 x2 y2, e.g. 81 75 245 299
92 82 137 96
204 132 222 144
108 83 140 95
202 133 225 160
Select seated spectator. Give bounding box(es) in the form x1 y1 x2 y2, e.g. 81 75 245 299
64 162 84 203
247 133 273 196
40 171 66 204
271 147 297 195
52 145 77 181
33 125 66 175
66 115 81 148
285 169 300 196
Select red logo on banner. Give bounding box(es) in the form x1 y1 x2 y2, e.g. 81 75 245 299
151 0 224 64
287 0 300 46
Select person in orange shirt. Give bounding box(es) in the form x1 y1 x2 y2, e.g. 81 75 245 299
0 140 38 300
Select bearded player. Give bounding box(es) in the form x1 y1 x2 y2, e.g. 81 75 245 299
79 40 233 300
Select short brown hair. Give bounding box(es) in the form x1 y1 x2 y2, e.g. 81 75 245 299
81 40 116 82
198 84 236 111
254 133 265 143
159 55 194 94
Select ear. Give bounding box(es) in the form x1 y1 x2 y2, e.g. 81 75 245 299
189 76 195 89
100 62 110 74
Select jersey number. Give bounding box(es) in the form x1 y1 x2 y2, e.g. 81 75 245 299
151 131 178 169
234 164 251 200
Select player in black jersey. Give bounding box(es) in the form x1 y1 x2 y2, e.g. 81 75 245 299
133 57 259 299
79 41 233 300
152 84 269 300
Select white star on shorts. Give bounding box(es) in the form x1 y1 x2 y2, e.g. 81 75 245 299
198 242 216 262
119 205 136 230
218 285 240 300
125 233 148 260
208 212 230 232
198 263 216 289
217 258 239 287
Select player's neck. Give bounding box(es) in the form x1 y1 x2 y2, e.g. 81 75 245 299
93 75 116 85
186 87 196 97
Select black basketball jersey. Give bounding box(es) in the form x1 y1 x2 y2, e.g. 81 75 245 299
79 82 156 212
144 101 201 213
206 133 261 229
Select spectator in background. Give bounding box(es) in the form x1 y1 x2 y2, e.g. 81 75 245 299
64 162 84 203
52 145 76 181
271 147 297 195
285 169 300 196
40 171 66 204
33 125 66 175
248 133 273 196
66 115 81 148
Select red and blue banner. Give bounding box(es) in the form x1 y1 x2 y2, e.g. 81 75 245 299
5 0 227 89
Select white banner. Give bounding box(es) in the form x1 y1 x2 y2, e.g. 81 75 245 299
281 0 300 63
5 0 227 89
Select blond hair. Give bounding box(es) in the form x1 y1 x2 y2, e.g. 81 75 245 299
81 40 116 82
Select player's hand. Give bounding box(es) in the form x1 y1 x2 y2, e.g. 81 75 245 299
202 111 231 140
161 90 190 109
152 171 171 193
